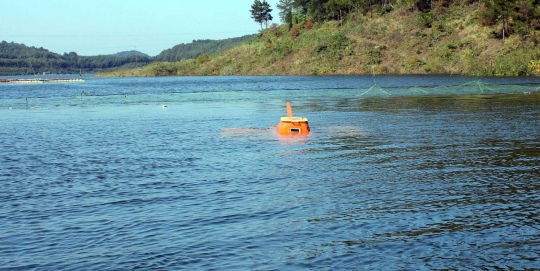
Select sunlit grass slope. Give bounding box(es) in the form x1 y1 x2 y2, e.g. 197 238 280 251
100 1 540 77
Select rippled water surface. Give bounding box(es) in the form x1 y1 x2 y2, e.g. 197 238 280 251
1 75 540 270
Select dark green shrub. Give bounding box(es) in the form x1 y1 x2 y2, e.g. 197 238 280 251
367 49 382 65
419 11 433 28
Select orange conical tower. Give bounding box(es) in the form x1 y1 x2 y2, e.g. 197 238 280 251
277 102 310 135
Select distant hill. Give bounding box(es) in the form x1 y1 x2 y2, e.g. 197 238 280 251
154 35 256 62
115 50 149 58
0 35 257 75
0 41 151 75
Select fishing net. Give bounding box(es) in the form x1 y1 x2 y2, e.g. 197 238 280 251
355 80 540 97
2 79 539 110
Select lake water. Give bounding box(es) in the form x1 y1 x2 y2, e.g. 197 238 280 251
1 75 539 270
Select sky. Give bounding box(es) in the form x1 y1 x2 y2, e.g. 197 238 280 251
2 0 280 56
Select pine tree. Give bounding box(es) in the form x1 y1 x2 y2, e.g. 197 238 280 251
250 0 273 29
261 0 274 28
277 0 295 29
251 0 265 29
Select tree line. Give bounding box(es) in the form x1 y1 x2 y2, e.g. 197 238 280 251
252 0 540 38
0 41 151 76
0 35 256 76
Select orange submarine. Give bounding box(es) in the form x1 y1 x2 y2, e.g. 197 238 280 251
220 102 310 140
276 102 310 136
221 102 368 140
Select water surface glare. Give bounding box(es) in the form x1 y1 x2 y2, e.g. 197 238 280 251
1 76 539 270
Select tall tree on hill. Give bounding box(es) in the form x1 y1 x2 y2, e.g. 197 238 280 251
513 0 540 35
325 0 355 25
332 0 363 13
480 0 515 37
294 0 310 12
308 0 330 22
251 0 264 29
480 0 540 37
250 0 273 29
262 0 274 28
277 0 295 29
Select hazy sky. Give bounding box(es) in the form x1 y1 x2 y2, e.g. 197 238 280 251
2 0 280 56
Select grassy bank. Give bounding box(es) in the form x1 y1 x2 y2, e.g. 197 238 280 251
99 1 540 77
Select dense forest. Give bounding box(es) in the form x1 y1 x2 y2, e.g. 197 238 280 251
101 0 540 77
273 0 540 35
0 35 255 76
154 35 256 62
